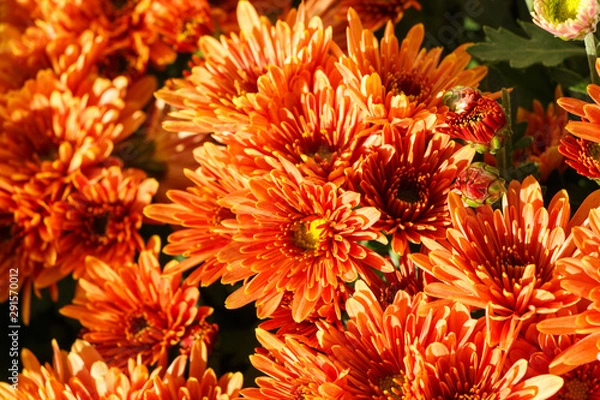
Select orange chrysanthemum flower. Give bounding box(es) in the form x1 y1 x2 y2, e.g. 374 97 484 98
336 9 487 126
0 339 242 400
148 340 244 400
411 318 564 399
43 165 158 284
411 175 579 350
209 0 294 36
558 134 600 182
317 280 564 399
144 142 248 287
304 0 421 49
218 159 393 322
60 236 217 369
366 253 425 303
0 339 142 400
510 316 600 398
227 67 370 185
156 0 334 137
515 86 569 182
346 125 475 255
537 208 600 374
0 65 153 189
258 289 348 348
142 0 213 53
241 328 350 400
317 280 430 398
558 59 600 143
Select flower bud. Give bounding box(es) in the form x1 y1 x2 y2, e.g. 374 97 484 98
531 0 600 40
442 86 480 113
456 162 506 207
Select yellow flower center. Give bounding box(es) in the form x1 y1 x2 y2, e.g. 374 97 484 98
563 378 590 400
293 218 327 251
378 373 405 399
546 0 581 23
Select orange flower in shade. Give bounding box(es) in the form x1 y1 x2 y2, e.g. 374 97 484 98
366 253 425 304
346 125 475 255
226 67 371 185
59 236 217 369
558 134 600 182
156 0 334 137
0 64 153 189
217 159 394 322
411 175 579 350
515 86 569 182
537 208 600 374
336 9 487 126
558 59 600 144
317 280 564 399
258 289 348 348
43 165 158 284
124 98 210 203
144 142 248 287
0 339 242 400
510 317 600 399
0 176 68 324
209 0 294 36
16 0 214 80
142 0 213 53
303 0 421 49
240 328 350 400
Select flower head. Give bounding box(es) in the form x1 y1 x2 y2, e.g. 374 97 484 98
241 328 350 400
537 208 600 374
531 0 600 40
515 86 569 181
218 159 393 322
156 0 334 137
303 0 421 49
558 59 600 143
0 338 242 400
559 134 600 182
60 236 217 369
317 279 564 399
511 316 600 398
346 125 475 255
226 67 370 185
411 175 578 349
144 142 247 287
336 11 487 126
43 165 158 284
317 281 430 399
456 161 506 207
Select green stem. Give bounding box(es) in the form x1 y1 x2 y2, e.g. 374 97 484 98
495 88 513 180
585 32 599 85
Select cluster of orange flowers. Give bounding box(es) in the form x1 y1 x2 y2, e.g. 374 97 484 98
2 0 600 398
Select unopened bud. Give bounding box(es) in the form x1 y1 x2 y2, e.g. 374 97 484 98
456 162 506 207
443 86 480 113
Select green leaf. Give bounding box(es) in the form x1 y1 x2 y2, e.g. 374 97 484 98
549 67 590 95
468 21 585 68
